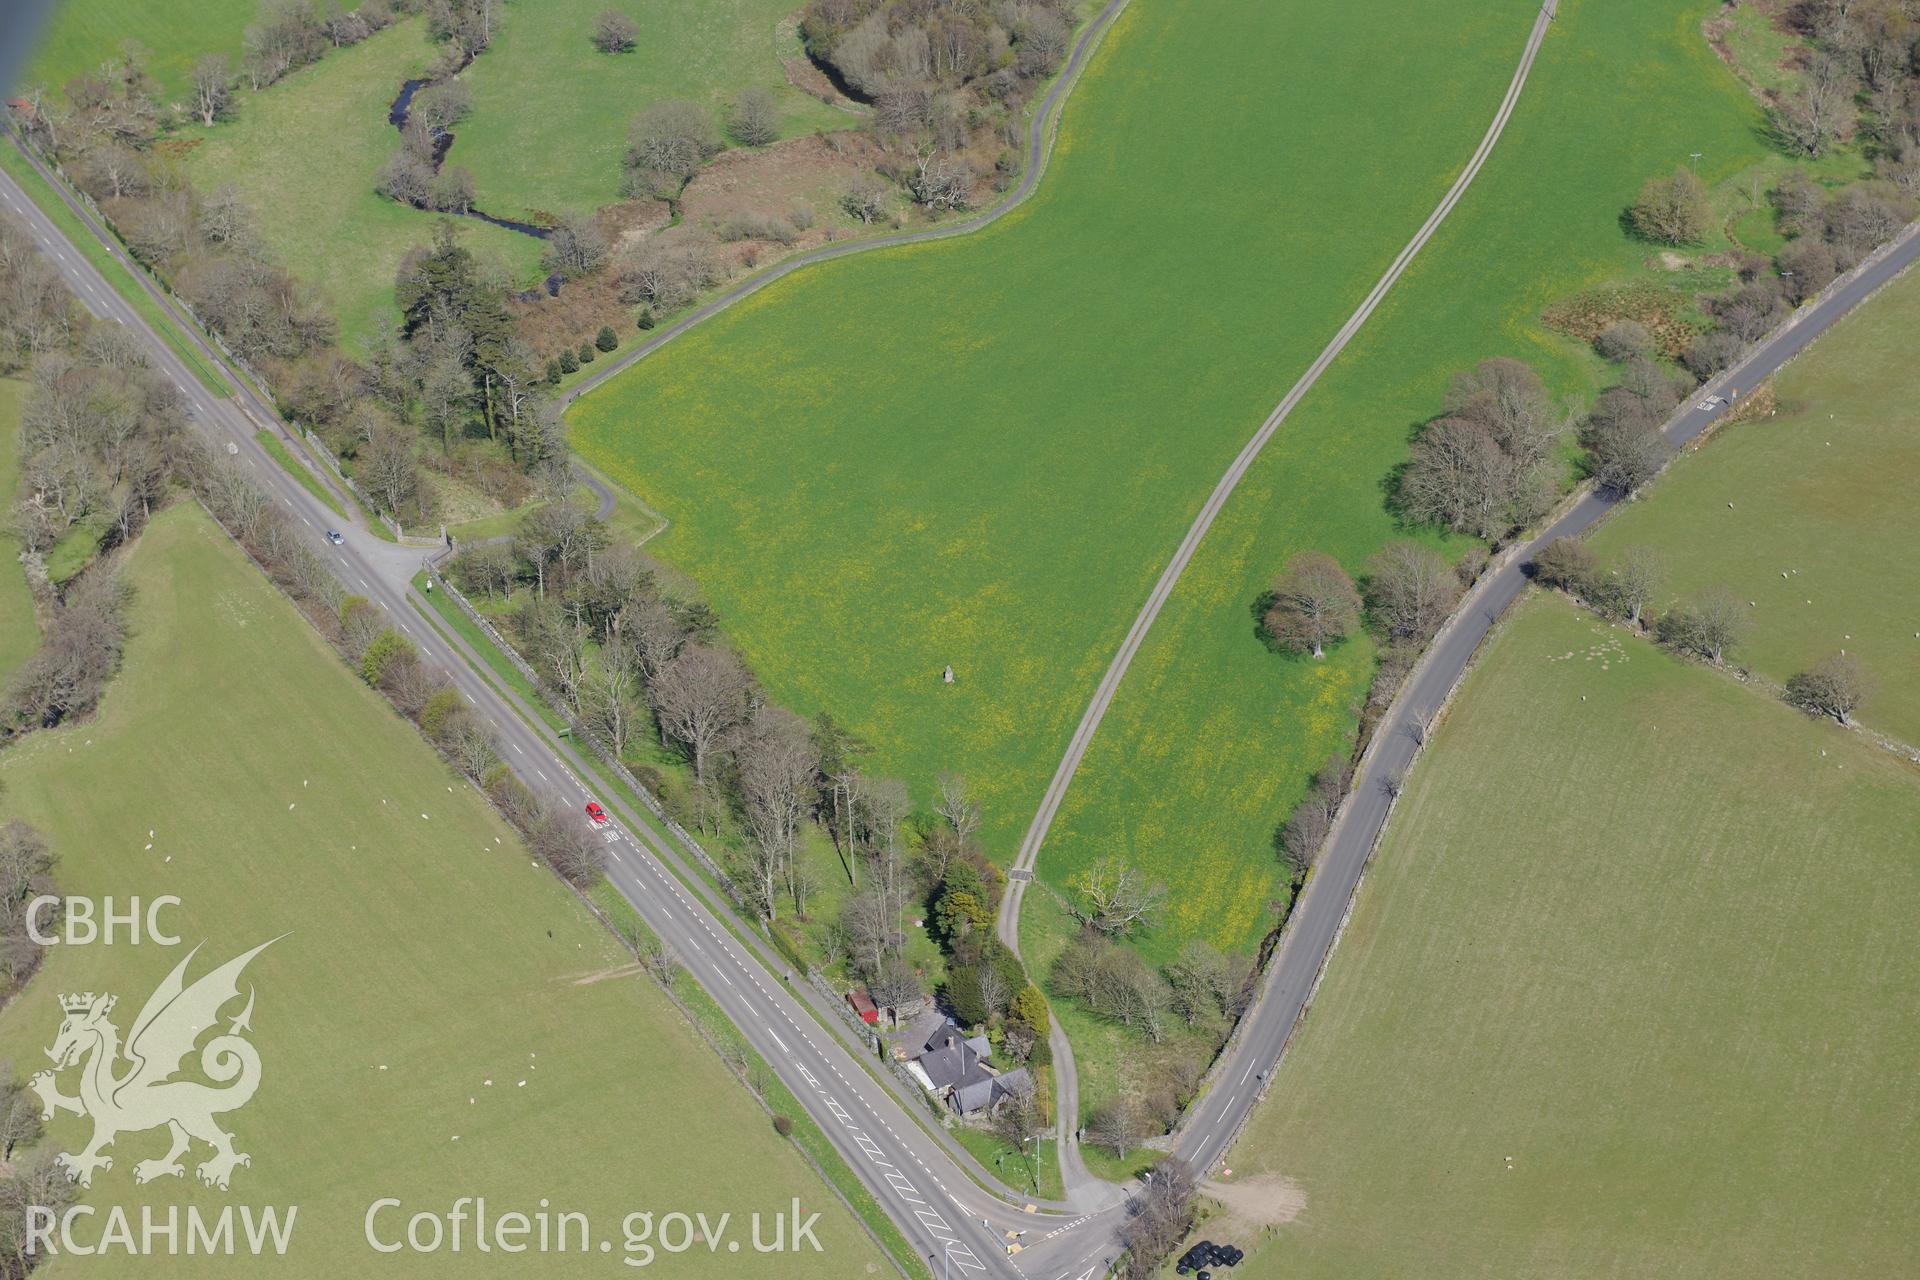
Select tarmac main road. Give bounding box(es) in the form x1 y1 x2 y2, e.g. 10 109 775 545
9 7 1916 1270
1166 219 1920 1179
0 146 1099 1280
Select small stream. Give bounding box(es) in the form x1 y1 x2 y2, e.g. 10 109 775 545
388 73 565 299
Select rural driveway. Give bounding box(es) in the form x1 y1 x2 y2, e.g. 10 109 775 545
995 0 1563 1200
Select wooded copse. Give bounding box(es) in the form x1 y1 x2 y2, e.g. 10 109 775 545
797 0 1078 217
0 211 185 741
1770 0 1920 176
9 8 604 538
445 501 1056 1068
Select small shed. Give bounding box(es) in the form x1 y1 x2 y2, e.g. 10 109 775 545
846 987 880 1025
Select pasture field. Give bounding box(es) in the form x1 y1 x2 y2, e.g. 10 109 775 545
180 18 547 355
569 0 1545 940
0 379 38 681
25 0 255 107
570 0 1769 964
1590 265 1920 748
453 0 846 222
1225 592 1920 1279
1037 0 1772 963
0 502 881 1277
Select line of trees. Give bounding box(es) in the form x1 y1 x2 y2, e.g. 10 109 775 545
1116 1156 1197 1280
452 504 1061 1068
1532 534 1874 726
193 448 605 888
13 9 593 536
1260 538 1475 888
0 827 61 1276
1 212 188 741
6 328 186 561
1773 0 1920 172
0 822 58 1001
15 56 337 367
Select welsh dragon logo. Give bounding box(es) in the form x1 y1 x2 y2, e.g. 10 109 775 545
29 938 280 1191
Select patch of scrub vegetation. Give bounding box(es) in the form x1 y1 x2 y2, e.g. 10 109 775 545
450 0 847 222
0 502 885 1278
1224 591 1920 1279
1590 263 1920 747
180 16 547 353
1703 0 1810 104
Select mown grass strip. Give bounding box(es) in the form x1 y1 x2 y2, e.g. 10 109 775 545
255 429 347 519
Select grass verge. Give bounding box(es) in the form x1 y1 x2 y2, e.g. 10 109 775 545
588 884 932 1280
255 429 348 520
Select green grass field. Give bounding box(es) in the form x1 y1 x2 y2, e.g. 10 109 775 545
452 0 846 222
566 0 1542 904
24 0 255 107
0 502 882 1276
0 379 38 681
180 18 547 355
569 0 1769 963
1225 592 1920 1278
1590 265 1920 748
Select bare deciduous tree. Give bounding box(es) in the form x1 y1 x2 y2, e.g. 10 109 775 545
1070 856 1166 937
581 660 643 758
934 771 981 844
991 1078 1045 1191
626 99 720 192
591 9 639 53
1631 167 1712 245
731 86 779 146
1657 586 1747 665
1117 1157 1196 1280
840 174 892 224
1264 551 1361 658
1365 542 1462 642
1787 651 1871 725
738 705 821 918
650 644 751 782
840 889 900 977
1086 1096 1144 1160
1775 54 1857 157
191 54 233 126
1603 545 1662 627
